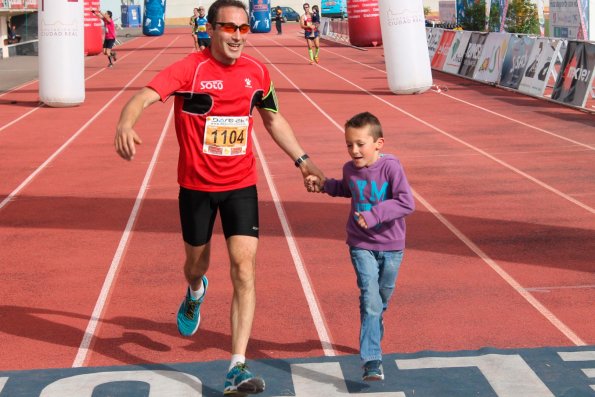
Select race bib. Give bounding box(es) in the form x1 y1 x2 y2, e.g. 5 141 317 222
203 116 249 156
197 25 206 32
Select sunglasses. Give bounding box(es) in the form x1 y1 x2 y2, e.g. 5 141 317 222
215 22 250 34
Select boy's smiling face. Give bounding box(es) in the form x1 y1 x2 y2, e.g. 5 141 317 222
345 125 384 168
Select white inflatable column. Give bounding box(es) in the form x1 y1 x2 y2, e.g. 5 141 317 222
39 0 85 107
378 0 432 94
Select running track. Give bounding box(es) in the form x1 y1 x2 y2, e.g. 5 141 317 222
0 25 594 396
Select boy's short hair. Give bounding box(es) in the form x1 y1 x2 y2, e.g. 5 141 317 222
345 112 383 140
207 0 248 25
106 10 112 17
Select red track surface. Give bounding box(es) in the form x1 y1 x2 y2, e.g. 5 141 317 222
0 25 593 371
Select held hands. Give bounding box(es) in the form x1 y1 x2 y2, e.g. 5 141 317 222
297 158 324 192
305 175 324 192
115 126 143 161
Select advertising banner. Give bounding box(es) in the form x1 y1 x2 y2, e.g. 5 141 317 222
518 38 562 97
431 30 456 70
442 30 471 74
458 31 488 78
427 28 444 61
346 0 382 47
143 0 166 36
550 0 587 39
455 0 468 25
84 0 102 56
250 0 271 33
473 32 510 83
439 1 456 24
499 0 508 32
551 41 595 107
498 34 535 89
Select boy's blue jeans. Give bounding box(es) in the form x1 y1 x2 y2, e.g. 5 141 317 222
349 247 404 363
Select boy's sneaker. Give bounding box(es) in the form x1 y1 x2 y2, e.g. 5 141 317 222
176 275 208 336
363 360 384 381
224 363 265 396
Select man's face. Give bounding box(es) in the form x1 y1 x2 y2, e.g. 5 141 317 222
206 6 249 65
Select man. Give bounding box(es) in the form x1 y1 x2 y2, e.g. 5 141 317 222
190 6 210 51
190 7 201 51
91 9 117 68
114 0 323 395
274 6 283 35
299 3 320 64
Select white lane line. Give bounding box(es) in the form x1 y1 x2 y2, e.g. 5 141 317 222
72 104 174 368
319 45 595 151
0 37 178 212
526 285 595 292
0 79 37 98
0 36 157 133
253 40 587 347
413 192 586 346
252 132 336 357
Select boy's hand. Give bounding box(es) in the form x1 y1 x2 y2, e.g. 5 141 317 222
354 212 368 229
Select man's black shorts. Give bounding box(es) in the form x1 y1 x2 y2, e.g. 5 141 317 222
197 38 211 48
179 185 259 246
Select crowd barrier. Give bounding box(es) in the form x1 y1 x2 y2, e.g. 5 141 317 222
320 17 350 45
426 27 595 110
319 18 594 111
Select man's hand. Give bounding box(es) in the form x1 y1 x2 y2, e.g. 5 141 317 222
298 158 325 192
305 175 324 192
115 126 142 161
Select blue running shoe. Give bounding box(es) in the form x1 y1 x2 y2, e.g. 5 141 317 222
223 362 265 396
176 275 208 336
363 360 384 381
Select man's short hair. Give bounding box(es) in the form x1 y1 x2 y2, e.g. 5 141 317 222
207 0 248 25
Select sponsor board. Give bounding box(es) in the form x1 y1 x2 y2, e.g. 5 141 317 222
473 32 510 83
442 30 472 74
518 38 562 97
551 40 595 107
458 31 488 78
0 345 594 396
499 34 535 90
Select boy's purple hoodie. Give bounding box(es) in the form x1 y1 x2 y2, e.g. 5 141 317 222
323 154 415 251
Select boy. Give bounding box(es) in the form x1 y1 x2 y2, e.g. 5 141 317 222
307 112 415 381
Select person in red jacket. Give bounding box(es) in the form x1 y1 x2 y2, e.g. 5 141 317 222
91 9 117 68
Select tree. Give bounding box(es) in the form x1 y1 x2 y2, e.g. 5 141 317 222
504 0 539 34
459 0 486 32
488 2 502 32
424 6 431 17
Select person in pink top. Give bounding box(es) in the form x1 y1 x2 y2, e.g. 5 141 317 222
91 9 118 68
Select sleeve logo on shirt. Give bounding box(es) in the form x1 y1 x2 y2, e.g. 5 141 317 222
200 80 224 90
